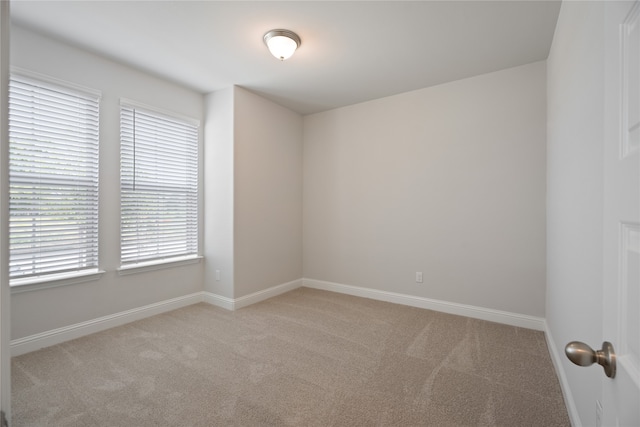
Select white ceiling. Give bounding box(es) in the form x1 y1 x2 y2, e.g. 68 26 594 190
10 1 561 115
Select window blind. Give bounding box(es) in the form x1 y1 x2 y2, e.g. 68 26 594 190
9 74 100 281
120 104 198 265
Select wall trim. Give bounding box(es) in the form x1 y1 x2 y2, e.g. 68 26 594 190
202 278 303 311
11 278 546 357
11 279 303 357
234 278 303 310
302 278 545 331
10 292 204 357
201 291 235 311
544 322 581 427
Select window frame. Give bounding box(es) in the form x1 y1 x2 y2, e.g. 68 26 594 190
118 99 201 273
8 70 103 290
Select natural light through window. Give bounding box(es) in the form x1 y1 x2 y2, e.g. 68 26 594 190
8 74 100 284
120 103 199 268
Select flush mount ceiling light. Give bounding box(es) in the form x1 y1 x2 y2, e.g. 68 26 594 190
263 29 301 61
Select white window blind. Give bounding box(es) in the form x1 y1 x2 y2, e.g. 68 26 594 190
120 104 199 266
9 74 100 281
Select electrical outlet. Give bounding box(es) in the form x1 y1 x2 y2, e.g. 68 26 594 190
215 270 221 281
416 272 423 283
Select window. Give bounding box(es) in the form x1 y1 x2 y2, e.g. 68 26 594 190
8 74 100 283
120 103 199 267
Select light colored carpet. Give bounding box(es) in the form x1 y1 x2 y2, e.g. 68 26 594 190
12 287 570 426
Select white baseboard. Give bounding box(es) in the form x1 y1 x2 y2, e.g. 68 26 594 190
544 323 580 427
11 279 303 357
302 278 545 331
10 292 204 357
202 278 303 311
201 291 235 311
234 278 303 310
11 278 546 357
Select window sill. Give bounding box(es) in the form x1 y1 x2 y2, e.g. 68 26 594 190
117 255 203 276
10 269 106 294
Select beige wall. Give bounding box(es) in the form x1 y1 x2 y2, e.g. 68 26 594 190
233 87 303 298
546 2 605 425
203 87 235 298
303 61 547 317
204 86 303 299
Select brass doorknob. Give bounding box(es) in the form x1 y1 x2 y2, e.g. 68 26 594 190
565 341 616 378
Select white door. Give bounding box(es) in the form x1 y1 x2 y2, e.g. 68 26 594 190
603 1 640 425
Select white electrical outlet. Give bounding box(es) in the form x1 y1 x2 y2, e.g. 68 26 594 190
215 270 221 281
416 272 423 283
